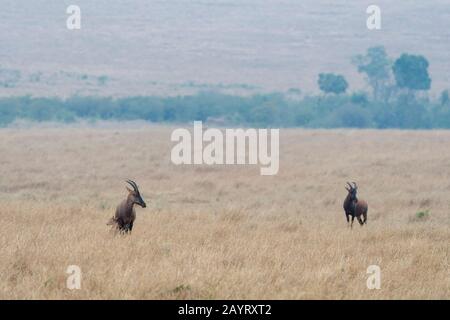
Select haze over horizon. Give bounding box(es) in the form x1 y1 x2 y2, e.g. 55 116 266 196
1 0 449 97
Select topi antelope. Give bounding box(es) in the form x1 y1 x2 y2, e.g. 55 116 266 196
343 182 368 228
107 180 146 233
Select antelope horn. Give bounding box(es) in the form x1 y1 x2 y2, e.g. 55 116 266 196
352 182 358 189
126 180 139 192
347 182 353 189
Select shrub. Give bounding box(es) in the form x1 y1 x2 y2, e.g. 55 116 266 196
410 210 430 222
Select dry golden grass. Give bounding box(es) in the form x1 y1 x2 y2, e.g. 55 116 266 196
0 125 449 299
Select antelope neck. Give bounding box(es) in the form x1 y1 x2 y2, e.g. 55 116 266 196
126 197 136 209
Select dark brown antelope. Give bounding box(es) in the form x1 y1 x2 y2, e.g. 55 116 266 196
343 182 368 228
107 180 146 233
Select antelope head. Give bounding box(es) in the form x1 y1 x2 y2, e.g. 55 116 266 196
126 180 147 208
345 182 358 202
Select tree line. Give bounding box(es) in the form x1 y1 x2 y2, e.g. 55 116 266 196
1 46 449 129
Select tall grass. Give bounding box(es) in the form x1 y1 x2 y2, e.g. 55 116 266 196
0 127 448 299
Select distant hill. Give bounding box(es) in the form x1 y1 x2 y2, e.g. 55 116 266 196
0 0 449 97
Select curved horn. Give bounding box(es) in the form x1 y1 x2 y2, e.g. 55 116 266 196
346 182 353 189
126 180 139 192
352 182 357 189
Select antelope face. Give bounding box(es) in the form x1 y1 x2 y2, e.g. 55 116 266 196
349 188 357 201
130 190 146 208
126 180 147 208
345 182 358 201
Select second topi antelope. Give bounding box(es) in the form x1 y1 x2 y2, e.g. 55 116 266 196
343 182 368 228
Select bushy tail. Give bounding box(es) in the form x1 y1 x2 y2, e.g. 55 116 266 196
106 216 117 226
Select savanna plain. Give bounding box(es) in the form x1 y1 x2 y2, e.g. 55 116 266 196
0 125 448 299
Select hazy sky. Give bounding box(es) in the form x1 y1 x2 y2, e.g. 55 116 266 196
1 0 449 96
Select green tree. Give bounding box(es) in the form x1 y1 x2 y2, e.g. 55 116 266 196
353 46 392 101
351 91 369 106
393 54 431 92
440 90 449 106
318 73 348 94
310 103 372 128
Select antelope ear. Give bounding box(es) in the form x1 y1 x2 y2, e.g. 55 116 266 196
345 187 350 191
126 186 133 193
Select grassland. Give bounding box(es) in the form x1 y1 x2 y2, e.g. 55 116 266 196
0 125 448 299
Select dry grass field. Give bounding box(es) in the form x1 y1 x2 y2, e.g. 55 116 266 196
0 124 449 299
